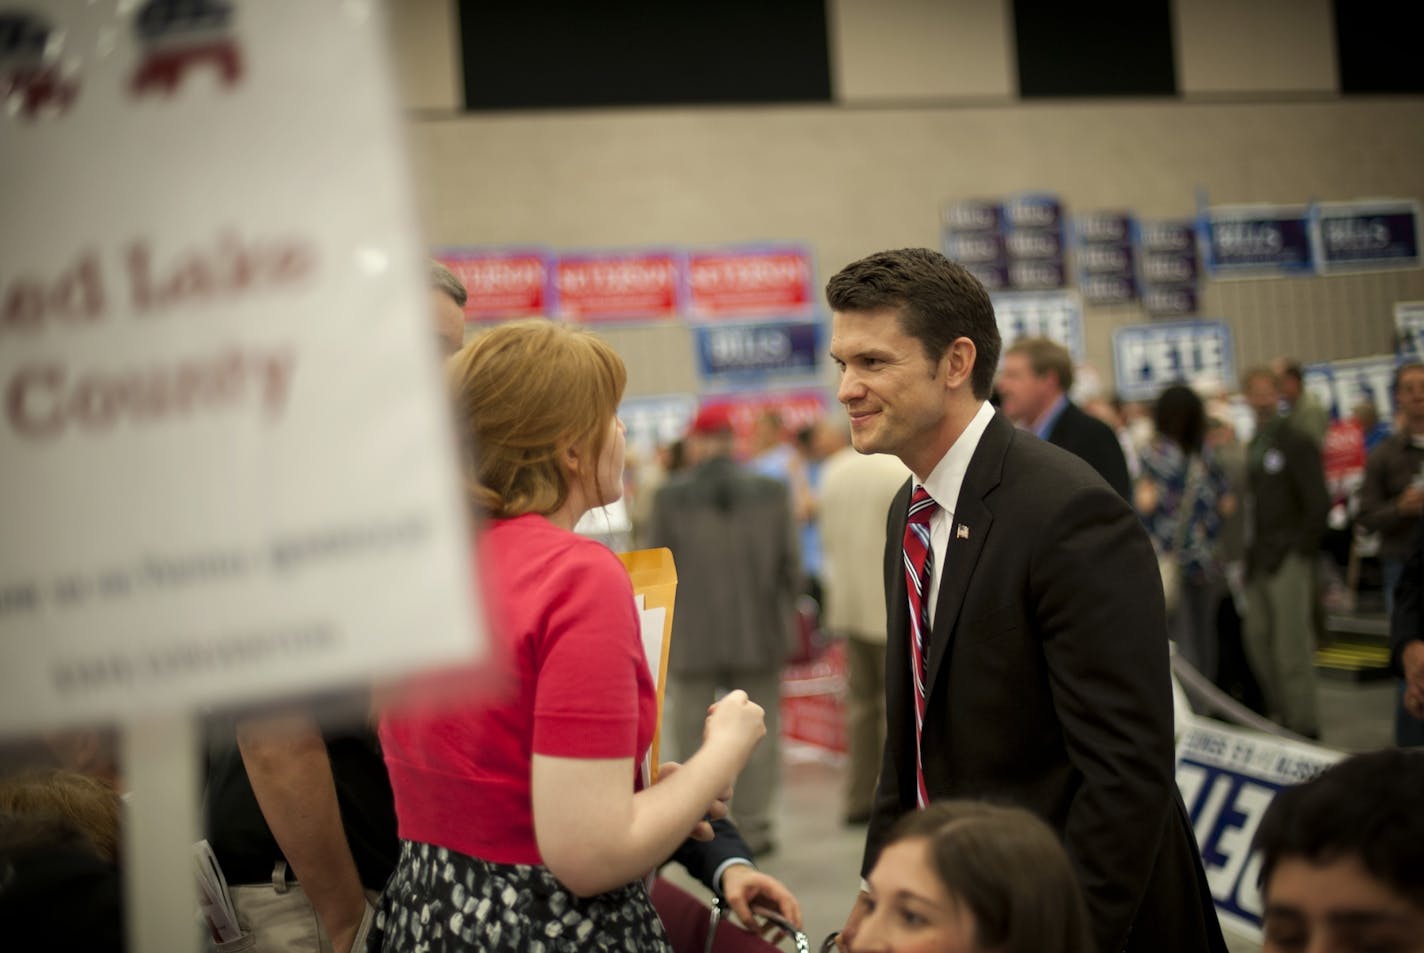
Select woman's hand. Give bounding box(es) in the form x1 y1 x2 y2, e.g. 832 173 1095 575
703 690 766 768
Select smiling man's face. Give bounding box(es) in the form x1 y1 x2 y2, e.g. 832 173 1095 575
830 307 950 479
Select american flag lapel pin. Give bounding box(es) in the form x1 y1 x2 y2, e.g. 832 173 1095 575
956 524 970 540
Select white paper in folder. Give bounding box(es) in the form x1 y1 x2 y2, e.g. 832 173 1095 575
635 594 666 786
193 839 241 944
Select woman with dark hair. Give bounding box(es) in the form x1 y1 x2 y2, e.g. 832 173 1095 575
849 800 1092 953
371 320 768 952
1136 384 1234 682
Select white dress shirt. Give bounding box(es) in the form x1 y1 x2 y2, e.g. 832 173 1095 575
915 400 996 628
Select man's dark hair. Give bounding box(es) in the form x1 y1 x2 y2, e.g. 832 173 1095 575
1253 748 1424 909
825 248 1001 400
1153 384 1206 456
430 260 468 307
1278 360 1305 384
1394 361 1424 391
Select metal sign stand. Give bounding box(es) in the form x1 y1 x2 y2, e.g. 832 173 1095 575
122 714 201 953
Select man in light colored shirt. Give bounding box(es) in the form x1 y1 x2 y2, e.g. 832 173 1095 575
826 248 1224 953
818 427 909 824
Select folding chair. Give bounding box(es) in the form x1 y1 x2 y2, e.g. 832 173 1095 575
649 877 824 953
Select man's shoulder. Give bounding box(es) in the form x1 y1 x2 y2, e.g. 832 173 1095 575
1051 401 1116 444
1367 430 1409 462
996 427 1121 505
1276 417 1324 456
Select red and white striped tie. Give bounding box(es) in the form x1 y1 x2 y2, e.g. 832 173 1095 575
902 485 938 809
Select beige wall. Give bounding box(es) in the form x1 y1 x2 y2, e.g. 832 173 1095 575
390 4 1424 400
829 0 1015 102
1174 0 1338 96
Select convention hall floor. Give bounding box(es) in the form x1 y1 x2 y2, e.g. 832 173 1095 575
659 676 1397 953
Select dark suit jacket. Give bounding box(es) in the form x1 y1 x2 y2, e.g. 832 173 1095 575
865 411 1224 953
1245 417 1328 580
668 819 754 895
1390 517 1424 677
1047 400 1133 500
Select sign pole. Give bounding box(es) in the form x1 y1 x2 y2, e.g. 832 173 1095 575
122 714 202 953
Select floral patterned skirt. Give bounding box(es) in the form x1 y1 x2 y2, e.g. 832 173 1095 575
366 840 672 953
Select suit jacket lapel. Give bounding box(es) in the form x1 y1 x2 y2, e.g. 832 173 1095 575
924 412 1010 695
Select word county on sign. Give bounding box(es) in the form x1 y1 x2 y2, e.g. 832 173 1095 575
2 232 314 441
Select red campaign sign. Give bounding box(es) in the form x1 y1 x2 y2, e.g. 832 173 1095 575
781 641 848 754
556 252 681 322
1323 420 1366 501
437 251 550 320
688 248 813 318
698 388 829 458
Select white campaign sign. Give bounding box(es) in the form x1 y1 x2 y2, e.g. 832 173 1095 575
1395 301 1424 359
992 290 1084 360
0 2 484 731
1112 320 1235 402
1175 718 1342 940
1302 355 1399 423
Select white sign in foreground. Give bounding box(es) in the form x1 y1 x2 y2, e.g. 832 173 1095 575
1175 717 1342 941
0 3 484 731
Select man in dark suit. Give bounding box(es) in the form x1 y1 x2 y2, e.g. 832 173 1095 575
995 336 1132 499
1240 366 1328 740
1391 518 1424 746
826 249 1224 953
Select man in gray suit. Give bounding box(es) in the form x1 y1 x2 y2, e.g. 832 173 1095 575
650 404 800 856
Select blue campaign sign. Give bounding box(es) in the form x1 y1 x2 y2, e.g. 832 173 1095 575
1142 283 1199 317
1314 200 1421 273
1302 355 1401 423
1201 205 1314 277
695 320 821 383
1113 320 1235 401
992 291 1084 360
1075 213 1138 305
1175 720 1341 940
1395 301 1424 358
618 393 697 458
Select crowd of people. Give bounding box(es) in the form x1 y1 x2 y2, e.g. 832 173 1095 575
4 251 1424 953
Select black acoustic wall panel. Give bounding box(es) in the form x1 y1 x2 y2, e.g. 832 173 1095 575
1013 0 1177 98
1334 0 1424 94
459 1 832 110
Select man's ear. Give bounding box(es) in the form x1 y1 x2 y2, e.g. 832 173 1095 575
940 337 978 392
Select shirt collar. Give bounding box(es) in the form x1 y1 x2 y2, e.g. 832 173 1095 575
1031 393 1069 440
918 401 996 518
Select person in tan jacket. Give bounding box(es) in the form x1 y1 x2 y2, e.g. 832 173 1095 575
818 429 909 824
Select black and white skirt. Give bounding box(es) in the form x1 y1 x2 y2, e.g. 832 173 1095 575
367 840 672 952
